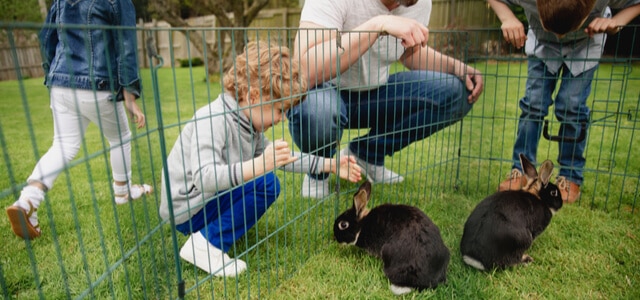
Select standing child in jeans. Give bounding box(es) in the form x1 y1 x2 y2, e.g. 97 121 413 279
6 0 152 240
159 42 362 277
489 0 640 203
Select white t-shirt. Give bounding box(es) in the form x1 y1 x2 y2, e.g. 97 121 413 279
300 0 432 90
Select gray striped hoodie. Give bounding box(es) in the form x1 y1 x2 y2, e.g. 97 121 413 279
159 93 328 224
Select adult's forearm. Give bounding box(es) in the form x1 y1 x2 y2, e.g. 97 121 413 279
296 17 389 85
402 46 467 79
299 31 381 85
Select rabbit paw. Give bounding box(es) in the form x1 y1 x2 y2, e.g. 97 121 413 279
390 284 413 295
521 254 534 264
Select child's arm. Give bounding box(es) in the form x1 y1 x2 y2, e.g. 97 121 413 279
401 46 484 104
487 0 527 48
585 3 640 37
38 3 58 79
323 154 362 183
114 0 141 100
243 139 299 181
273 139 362 183
123 90 146 129
221 138 361 186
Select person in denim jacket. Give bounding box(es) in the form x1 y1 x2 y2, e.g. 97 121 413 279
5 0 152 240
490 0 640 203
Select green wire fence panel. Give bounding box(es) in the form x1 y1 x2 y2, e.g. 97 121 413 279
454 29 640 213
0 23 638 299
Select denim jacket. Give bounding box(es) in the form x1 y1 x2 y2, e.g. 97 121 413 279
39 0 141 101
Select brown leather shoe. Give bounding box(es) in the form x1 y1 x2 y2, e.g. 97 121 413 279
556 176 581 203
498 169 526 191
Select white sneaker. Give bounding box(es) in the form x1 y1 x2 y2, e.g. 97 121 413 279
340 148 404 184
179 231 247 277
301 174 331 199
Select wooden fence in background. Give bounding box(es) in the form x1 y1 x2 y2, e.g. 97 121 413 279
0 1 498 81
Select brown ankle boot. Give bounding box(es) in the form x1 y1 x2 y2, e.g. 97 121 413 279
556 176 581 203
498 169 525 191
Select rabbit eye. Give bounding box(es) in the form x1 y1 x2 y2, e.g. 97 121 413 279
551 190 558 197
338 220 349 230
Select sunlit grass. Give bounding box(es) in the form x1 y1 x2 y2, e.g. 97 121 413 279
1 61 638 299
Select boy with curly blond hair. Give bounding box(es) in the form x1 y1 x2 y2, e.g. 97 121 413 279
159 41 362 277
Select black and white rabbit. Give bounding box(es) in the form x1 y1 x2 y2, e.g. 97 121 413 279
460 153 563 270
333 181 450 295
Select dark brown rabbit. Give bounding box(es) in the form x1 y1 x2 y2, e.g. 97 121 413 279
333 181 450 295
460 153 563 270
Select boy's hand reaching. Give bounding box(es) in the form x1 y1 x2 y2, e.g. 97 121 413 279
332 155 362 183
262 139 299 170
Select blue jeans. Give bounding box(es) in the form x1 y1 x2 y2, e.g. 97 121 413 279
175 173 280 252
287 71 472 180
511 58 595 185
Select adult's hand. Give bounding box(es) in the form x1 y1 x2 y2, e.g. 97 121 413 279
377 15 429 48
464 66 484 104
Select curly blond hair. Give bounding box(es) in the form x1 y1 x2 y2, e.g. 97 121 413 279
223 41 307 111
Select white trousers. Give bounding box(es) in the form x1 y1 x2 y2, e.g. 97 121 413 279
28 87 133 190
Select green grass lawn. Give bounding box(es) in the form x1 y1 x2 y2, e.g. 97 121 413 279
1 61 639 299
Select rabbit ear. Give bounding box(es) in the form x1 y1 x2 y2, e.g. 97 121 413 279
519 153 538 180
538 160 554 185
519 153 543 193
353 181 371 220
